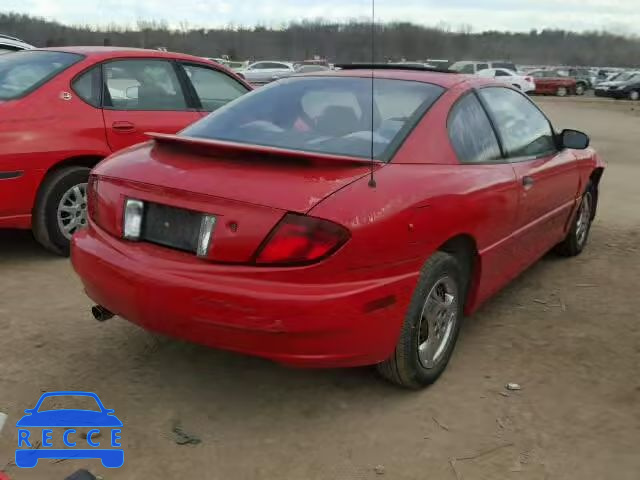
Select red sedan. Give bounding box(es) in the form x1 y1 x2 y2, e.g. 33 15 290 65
72 67 605 388
528 69 578 96
0 47 250 254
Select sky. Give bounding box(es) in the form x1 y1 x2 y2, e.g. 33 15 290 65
4 0 640 34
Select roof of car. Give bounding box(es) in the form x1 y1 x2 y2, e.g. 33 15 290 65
300 68 470 88
36 46 211 62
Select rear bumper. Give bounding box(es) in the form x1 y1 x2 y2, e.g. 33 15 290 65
71 226 416 367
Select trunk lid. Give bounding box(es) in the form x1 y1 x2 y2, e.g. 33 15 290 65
92 135 377 263
95 135 375 213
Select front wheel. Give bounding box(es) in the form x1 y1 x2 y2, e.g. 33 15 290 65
377 252 465 389
33 166 91 256
556 184 595 257
630 90 640 101
576 83 586 95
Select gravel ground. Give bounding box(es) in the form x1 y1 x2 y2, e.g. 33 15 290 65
1 97 639 480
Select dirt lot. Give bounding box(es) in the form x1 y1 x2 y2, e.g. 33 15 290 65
1 97 639 480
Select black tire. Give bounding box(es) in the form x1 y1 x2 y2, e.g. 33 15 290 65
556 86 568 97
629 90 640 101
377 251 466 389
576 83 586 96
555 182 595 257
33 166 91 256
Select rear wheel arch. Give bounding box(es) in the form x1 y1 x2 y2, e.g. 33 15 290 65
588 167 604 219
437 234 480 310
34 155 104 210
32 155 104 255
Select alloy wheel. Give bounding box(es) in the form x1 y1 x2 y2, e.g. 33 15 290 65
417 276 459 369
57 183 88 240
576 191 592 248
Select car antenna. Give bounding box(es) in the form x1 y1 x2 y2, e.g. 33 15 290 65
368 0 377 188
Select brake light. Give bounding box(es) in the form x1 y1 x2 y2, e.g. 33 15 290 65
525 77 533 83
254 214 349 265
87 175 100 225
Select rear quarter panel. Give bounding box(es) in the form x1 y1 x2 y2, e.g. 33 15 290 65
0 58 110 223
310 83 520 312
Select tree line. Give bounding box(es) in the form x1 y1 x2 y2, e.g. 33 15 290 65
2 12 639 67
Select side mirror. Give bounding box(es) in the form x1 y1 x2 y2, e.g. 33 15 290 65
560 129 590 150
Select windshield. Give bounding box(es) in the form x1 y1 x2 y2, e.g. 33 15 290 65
0 51 81 100
183 77 444 161
616 72 638 82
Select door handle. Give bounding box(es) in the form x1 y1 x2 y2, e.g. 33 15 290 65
112 121 136 133
522 176 535 190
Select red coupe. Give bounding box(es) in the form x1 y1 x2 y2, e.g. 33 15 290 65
72 66 605 388
0 47 250 254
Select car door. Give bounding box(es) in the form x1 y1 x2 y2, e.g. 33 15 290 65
101 58 201 152
493 69 513 86
478 87 580 264
244 62 271 83
178 63 249 116
446 91 521 302
530 71 551 93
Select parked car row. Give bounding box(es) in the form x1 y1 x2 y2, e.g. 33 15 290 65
0 34 34 54
594 71 640 100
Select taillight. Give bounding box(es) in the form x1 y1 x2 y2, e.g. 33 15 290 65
254 214 349 266
525 76 533 83
87 175 99 224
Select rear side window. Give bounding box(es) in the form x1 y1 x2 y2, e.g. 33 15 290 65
448 93 502 164
0 51 82 100
495 70 511 77
182 64 248 112
103 59 187 111
478 87 556 159
72 66 101 107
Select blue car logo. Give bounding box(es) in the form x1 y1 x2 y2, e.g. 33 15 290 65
15 391 123 468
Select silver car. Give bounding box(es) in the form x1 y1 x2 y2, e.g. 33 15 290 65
237 61 295 85
0 34 35 55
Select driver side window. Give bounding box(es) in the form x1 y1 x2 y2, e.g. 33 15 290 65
478 87 556 159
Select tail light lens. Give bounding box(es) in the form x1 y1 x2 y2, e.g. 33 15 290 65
254 214 349 266
525 77 533 83
87 175 100 225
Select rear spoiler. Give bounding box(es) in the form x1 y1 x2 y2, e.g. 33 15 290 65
146 132 383 166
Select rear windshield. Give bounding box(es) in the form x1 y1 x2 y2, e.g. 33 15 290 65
182 77 444 161
0 51 82 100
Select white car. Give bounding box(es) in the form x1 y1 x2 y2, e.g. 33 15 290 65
477 68 536 93
237 61 295 86
0 34 34 54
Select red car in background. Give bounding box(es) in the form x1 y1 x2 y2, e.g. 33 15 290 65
72 67 605 388
0 47 250 254
528 69 578 96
